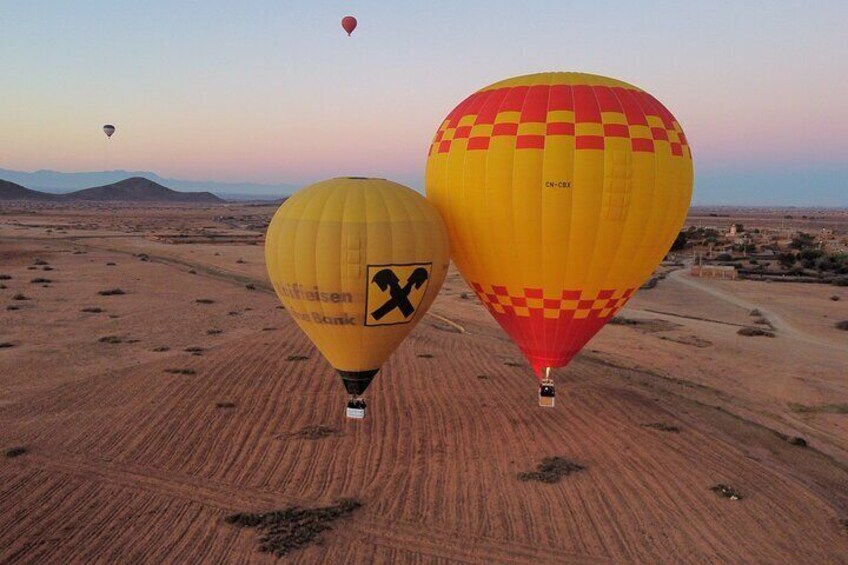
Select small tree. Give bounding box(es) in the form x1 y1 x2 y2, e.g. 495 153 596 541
800 249 824 269
777 252 797 268
671 231 688 251
790 232 816 251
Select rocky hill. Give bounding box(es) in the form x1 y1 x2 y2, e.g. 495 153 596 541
63 177 223 203
0 179 59 200
0 177 223 203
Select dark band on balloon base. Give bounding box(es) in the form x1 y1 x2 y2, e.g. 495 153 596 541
337 369 379 395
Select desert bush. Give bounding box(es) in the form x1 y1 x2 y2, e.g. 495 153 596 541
0 342 16 349
738 327 775 337
289 425 338 440
99 336 123 344
0 274 11 280
81 307 103 313
831 295 841 301
207 329 222 335
224 499 362 557
152 346 170 352
33 258 48 266
98 288 125 296
836 321 848 331
245 283 256 290
641 423 681 433
195 298 214 304
12 293 29 301
789 402 848 414
518 456 585 483
165 368 196 375
285 355 309 361
30 278 52 284
5 447 27 458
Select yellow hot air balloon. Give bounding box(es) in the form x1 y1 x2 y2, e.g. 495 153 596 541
425 72 693 406
265 177 450 418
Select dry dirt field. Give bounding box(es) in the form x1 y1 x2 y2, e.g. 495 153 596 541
2 202 847 564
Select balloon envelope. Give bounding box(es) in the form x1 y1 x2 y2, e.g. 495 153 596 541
341 15 357 36
426 72 693 377
266 177 450 394
102 124 116 138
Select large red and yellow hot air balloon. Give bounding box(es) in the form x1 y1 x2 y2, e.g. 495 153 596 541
426 72 693 405
266 178 450 419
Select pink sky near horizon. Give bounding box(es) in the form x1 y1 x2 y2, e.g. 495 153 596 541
1 1 846 202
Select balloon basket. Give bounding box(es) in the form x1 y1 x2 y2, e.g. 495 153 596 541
538 379 556 408
346 398 367 420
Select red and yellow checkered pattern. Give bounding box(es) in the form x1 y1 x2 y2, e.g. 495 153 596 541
428 84 690 159
425 72 693 376
471 283 635 320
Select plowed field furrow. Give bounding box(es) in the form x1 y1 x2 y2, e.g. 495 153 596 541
342 516 614 564
3 229 848 563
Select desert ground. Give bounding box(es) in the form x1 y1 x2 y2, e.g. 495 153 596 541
1 202 847 563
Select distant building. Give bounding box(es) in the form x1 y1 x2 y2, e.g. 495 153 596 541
727 224 738 237
690 265 738 279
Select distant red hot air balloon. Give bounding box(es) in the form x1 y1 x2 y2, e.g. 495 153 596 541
341 16 357 36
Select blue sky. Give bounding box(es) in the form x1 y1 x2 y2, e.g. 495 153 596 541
1 1 846 204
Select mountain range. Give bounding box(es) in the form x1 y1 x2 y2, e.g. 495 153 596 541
0 168 297 198
0 177 223 203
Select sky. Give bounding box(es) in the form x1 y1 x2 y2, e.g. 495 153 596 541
1 1 846 205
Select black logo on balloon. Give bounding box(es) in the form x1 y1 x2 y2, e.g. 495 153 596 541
365 263 432 326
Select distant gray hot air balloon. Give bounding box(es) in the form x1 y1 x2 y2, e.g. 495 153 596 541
103 124 116 139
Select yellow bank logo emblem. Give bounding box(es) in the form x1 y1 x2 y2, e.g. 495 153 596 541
365 263 431 326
